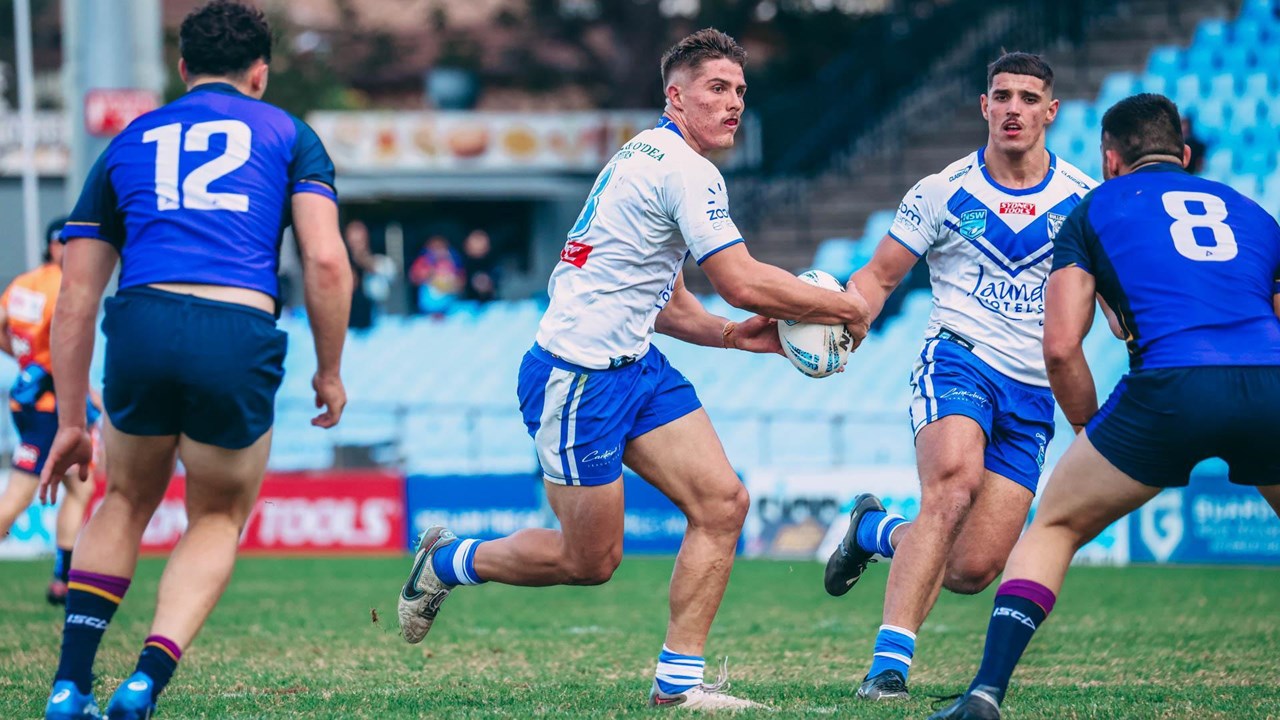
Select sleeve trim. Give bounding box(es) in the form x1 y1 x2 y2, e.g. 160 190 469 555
695 238 744 265
887 230 924 257
293 179 337 201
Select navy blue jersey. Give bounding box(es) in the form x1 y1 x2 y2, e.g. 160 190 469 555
1052 163 1280 370
64 83 336 298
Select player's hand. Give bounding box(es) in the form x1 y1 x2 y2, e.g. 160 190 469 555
311 372 347 428
843 284 872 351
39 426 93 505
729 315 784 355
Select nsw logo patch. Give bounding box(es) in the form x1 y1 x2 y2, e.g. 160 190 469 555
957 209 988 240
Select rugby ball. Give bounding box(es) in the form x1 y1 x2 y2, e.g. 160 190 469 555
777 270 854 379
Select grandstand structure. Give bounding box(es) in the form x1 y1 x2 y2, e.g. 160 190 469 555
0 0 1271 481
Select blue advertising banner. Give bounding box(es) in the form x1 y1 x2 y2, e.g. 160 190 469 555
405 474 545 549
1129 462 1280 565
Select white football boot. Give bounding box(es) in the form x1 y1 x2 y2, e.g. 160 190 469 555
648 659 769 712
398 526 458 643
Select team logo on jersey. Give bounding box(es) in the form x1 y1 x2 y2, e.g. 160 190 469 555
560 241 593 268
998 201 1036 216
957 209 987 240
1046 213 1067 240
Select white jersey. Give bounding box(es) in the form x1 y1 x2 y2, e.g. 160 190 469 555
536 119 743 369
890 149 1097 386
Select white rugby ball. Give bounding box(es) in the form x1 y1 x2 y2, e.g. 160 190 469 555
777 270 854 379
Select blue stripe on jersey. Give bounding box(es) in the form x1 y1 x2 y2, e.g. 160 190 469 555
888 230 923 257
943 191 1081 277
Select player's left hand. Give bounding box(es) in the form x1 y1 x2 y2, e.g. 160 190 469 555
729 315 784 355
39 426 94 504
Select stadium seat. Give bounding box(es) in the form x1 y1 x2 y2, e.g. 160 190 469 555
1194 18 1230 50
1217 46 1254 76
1242 73 1273 104
1233 17 1269 46
1145 46 1182 81
1173 75 1204 108
1239 0 1279 20
862 209 897 243
1136 73 1168 96
1097 72 1138 108
812 238 859 279
1182 45 1218 78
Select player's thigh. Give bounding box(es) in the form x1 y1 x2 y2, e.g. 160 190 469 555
915 414 988 491
1029 434 1159 539
179 429 272 524
948 469 1033 572
544 478 626 567
0 469 38 514
624 408 746 530
102 421 179 511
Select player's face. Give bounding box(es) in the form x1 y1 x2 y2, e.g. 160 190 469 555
671 59 746 153
981 73 1058 155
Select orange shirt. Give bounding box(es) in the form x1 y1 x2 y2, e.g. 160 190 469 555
2 263 61 412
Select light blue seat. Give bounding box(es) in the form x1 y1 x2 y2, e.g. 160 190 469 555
1136 73 1168 96
1206 73 1238 101
863 209 897 242
1233 17 1269 47
1217 46 1254 75
1097 72 1138 108
812 238 859 279
1054 101 1088 132
1194 18 1230 50
1145 46 1182 81
1173 75 1204 108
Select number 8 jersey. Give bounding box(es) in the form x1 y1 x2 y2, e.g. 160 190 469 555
64 82 336 299
1052 162 1280 369
535 117 744 370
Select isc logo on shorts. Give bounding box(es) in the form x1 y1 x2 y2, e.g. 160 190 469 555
13 443 40 471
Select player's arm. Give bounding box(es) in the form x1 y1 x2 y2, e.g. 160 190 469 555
292 192 352 428
1044 267 1099 433
0 296 12 357
848 237 920 323
699 245 871 344
654 270 782 355
1097 295 1124 339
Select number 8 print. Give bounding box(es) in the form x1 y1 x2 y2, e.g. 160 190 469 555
1161 190 1237 262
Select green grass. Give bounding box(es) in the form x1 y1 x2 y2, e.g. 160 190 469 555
2 557 1278 718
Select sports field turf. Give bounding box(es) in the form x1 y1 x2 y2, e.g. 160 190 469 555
2 556 1277 719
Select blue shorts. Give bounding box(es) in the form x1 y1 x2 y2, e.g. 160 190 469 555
1088 366 1280 488
10 407 57 476
102 287 287 450
910 337 1055 493
517 344 702 486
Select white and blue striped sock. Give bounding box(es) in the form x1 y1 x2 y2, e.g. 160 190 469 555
430 538 487 587
655 645 705 694
868 624 916 680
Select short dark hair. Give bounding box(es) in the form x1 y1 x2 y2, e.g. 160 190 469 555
1101 93 1184 165
660 28 747 86
987 51 1054 91
44 216 66 262
179 1 272 78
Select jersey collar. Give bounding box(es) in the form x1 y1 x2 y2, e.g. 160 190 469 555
1132 161 1186 175
978 146 1057 197
188 82 247 98
656 115 684 138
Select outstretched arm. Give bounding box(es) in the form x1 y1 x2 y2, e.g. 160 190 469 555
1044 266 1099 433
848 236 920 325
654 271 781 355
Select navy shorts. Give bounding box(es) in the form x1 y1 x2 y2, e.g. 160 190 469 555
1087 366 1280 487
102 287 287 450
517 344 702 486
910 337 1056 493
10 407 57 476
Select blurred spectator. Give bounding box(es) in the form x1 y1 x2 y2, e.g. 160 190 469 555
1183 117 1206 175
461 229 500 303
409 235 465 316
345 220 375 329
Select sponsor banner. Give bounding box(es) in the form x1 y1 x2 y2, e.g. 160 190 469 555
306 110 757 174
89 471 406 554
0 113 70 176
748 467 1126 565
405 474 544 548
404 472 701 555
1130 463 1280 565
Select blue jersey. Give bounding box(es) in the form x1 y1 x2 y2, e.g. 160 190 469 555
64 83 336 298
1052 163 1280 370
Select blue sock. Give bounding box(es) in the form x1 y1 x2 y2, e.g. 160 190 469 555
654 645 705 694
856 511 908 557
57 571 131 694
430 538 487 587
968 580 1055 702
136 635 182 701
53 547 72 582
868 624 916 680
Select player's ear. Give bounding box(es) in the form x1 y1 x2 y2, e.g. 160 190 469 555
248 60 269 97
1102 147 1122 180
979 93 989 120
1181 143 1192 168
178 58 189 85
1046 97 1059 123
665 81 682 112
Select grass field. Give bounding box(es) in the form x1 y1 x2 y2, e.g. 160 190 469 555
2 557 1278 719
